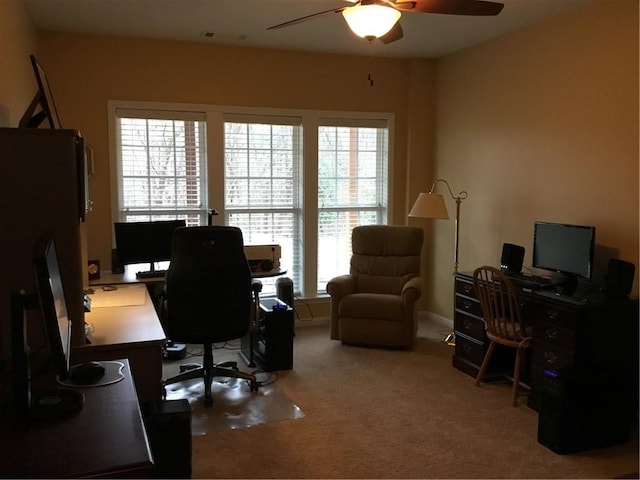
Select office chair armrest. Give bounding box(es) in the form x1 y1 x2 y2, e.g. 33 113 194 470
401 277 423 305
326 274 355 300
251 278 263 293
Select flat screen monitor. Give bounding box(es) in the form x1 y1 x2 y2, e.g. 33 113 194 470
114 220 186 267
33 234 72 380
19 54 62 129
532 221 596 289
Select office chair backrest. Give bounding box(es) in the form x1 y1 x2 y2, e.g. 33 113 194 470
350 225 424 295
165 226 252 343
473 266 526 342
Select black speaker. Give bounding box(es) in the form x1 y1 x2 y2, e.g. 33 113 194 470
500 243 525 272
603 259 635 299
142 399 192 478
111 248 124 274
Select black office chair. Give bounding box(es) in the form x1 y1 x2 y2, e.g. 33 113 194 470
161 226 260 407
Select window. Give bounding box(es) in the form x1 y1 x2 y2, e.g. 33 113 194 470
112 103 391 298
115 109 208 224
223 115 303 294
317 121 388 291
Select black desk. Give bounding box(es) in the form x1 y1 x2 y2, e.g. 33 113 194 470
453 271 639 452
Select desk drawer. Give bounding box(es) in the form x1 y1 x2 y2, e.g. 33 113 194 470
455 334 486 366
455 295 483 318
536 303 578 330
454 311 486 342
532 339 574 370
535 320 575 349
455 279 476 297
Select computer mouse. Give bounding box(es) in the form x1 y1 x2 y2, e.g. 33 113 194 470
69 361 106 385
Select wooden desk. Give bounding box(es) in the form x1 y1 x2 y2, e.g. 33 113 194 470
75 284 166 404
1 359 154 478
89 267 288 285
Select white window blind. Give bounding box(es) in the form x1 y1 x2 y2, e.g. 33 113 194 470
115 109 208 224
317 121 389 291
224 116 303 294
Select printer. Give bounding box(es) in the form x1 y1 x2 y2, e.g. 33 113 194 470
244 244 281 274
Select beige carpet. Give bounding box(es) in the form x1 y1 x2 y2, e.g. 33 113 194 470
163 318 639 479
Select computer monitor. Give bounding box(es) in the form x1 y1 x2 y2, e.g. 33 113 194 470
114 220 186 271
33 233 72 381
532 221 596 295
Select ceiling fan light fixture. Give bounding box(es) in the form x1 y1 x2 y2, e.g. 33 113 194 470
342 4 401 39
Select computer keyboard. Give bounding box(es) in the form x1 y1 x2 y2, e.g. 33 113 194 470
505 271 554 288
135 269 168 279
534 289 588 305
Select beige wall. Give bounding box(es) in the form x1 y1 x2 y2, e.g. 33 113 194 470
2 0 637 323
0 0 39 125
35 34 431 294
425 0 639 318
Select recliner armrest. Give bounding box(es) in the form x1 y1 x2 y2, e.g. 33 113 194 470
401 277 423 304
326 274 355 300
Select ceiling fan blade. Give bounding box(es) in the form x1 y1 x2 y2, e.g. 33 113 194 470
396 0 504 16
378 22 403 44
267 6 347 31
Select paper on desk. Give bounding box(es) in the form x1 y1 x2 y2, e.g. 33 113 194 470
89 285 147 308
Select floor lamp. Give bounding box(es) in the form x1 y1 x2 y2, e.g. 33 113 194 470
409 179 468 345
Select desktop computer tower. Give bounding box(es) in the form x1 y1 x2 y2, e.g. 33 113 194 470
537 369 629 454
276 277 294 308
142 399 192 478
242 298 294 372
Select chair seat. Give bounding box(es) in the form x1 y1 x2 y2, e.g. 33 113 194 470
339 293 403 321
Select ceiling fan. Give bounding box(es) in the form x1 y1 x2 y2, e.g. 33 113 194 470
267 0 505 44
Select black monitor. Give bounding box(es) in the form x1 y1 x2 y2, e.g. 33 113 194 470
33 234 72 381
114 220 186 271
532 221 596 294
19 54 62 129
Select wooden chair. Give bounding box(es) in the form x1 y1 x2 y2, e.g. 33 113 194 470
472 265 532 406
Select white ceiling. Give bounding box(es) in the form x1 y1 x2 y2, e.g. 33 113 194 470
25 0 592 58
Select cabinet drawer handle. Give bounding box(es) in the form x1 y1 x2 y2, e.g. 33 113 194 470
544 351 559 365
545 328 559 340
545 309 559 320
463 343 473 353
462 284 473 295
463 319 474 331
462 300 473 311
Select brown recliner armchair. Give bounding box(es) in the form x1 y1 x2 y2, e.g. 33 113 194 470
327 225 424 348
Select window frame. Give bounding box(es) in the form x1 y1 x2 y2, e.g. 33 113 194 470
109 101 395 299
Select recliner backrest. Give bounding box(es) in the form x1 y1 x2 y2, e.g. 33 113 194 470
350 225 424 295
165 226 252 343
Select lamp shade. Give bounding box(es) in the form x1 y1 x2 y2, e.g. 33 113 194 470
408 193 449 219
342 4 401 39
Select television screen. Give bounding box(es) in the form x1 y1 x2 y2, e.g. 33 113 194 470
114 220 186 266
34 233 71 380
532 222 595 280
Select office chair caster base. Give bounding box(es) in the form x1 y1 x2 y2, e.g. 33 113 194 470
217 361 239 371
179 363 201 373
